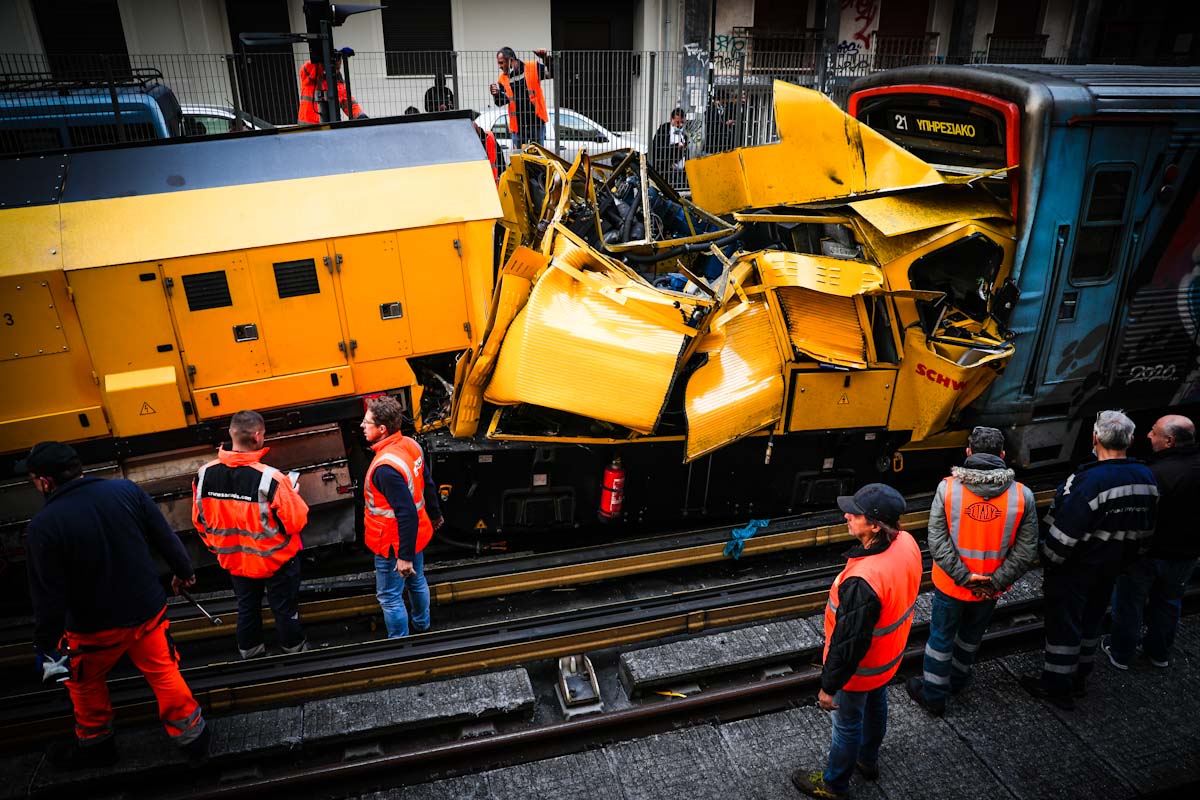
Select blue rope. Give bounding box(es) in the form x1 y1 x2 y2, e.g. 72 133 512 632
723 518 771 560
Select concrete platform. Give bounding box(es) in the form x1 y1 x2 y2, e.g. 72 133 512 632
619 571 1044 695
365 619 1200 799
19 667 535 795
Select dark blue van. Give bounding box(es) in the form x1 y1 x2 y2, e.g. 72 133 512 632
0 68 181 155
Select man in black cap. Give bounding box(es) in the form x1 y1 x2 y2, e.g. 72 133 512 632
793 483 922 800
22 441 208 768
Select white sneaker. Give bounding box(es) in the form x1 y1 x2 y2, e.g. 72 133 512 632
1100 637 1129 670
1148 655 1170 668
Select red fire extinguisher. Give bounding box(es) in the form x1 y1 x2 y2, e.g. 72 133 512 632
599 457 626 519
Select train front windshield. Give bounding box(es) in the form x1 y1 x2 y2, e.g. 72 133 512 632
849 87 1019 215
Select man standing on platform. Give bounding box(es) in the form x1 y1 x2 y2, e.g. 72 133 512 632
192 410 310 659
24 441 208 767
1103 414 1199 669
361 396 442 638
792 483 922 800
906 426 1038 715
1020 410 1157 709
490 46 552 148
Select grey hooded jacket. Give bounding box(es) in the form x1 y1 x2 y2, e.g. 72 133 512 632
927 453 1039 592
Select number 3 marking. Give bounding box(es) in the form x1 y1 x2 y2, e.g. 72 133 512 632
3 313 12 326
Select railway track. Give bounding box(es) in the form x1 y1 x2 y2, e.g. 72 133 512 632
0 488 1057 671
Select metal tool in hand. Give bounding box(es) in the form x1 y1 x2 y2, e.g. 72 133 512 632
179 589 223 625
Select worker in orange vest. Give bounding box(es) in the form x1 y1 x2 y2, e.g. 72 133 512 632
192 410 310 659
23 441 207 768
360 395 443 637
298 51 366 123
792 483 920 800
489 46 552 148
906 426 1037 717
471 110 505 183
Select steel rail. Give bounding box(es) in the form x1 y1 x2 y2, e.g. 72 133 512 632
0 490 1056 671
0 559 918 748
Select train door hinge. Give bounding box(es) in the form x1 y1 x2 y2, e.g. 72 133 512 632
463 321 472 340
66 286 76 304
186 364 196 383
338 339 357 356
163 276 175 295
453 238 463 258
324 254 343 273
90 370 99 386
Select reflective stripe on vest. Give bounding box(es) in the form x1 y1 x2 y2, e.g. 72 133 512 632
932 477 1024 601
822 530 922 691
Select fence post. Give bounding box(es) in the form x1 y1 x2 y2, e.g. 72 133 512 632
450 51 461 112
225 55 244 126
102 54 126 143
647 52 657 157
734 52 745 148
552 50 560 158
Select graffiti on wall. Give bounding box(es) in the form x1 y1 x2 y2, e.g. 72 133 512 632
841 0 878 51
712 33 749 69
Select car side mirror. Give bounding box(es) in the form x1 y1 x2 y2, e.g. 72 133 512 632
594 133 608 143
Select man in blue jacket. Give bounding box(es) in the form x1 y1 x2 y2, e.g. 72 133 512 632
23 441 208 767
1019 411 1158 709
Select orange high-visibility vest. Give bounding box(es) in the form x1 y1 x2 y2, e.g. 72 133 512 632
193 447 307 579
823 530 922 691
498 60 548 134
933 477 1025 601
298 62 363 123
364 431 434 559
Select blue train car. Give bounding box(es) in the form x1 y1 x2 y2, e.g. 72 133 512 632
850 65 1200 466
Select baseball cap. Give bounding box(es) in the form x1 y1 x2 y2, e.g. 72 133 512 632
15 441 79 477
837 483 905 527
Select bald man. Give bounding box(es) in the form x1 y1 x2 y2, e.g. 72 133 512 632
1103 414 1198 670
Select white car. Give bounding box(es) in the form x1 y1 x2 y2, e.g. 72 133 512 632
475 107 645 162
180 104 274 136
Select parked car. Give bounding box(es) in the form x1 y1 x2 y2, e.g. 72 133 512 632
180 104 274 135
475 107 645 162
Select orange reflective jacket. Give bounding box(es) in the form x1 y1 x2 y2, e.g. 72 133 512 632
498 60 548 134
298 62 364 123
824 530 922 691
932 477 1025 601
192 447 308 578
364 431 434 559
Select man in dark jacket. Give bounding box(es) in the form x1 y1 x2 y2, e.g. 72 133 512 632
1104 414 1199 668
703 92 736 153
907 426 1038 715
23 441 207 767
792 483 921 800
651 108 689 189
1020 410 1157 709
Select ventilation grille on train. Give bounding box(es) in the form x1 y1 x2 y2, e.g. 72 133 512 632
182 270 232 311
273 259 321 299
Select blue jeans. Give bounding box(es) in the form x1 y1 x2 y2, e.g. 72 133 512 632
512 121 545 148
1109 556 1197 664
824 685 888 794
922 588 997 704
374 551 430 638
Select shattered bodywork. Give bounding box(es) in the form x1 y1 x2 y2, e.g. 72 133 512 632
449 81 1017 461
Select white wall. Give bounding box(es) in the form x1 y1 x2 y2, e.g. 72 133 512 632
0 0 42 54
930 0 956 58
1042 0 1074 59
119 0 228 54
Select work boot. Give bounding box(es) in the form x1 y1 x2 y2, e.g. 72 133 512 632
856 760 880 781
48 736 119 770
1018 674 1074 711
180 722 211 762
905 676 945 717
791 770 847 799
280 639 309 654
238 643 266 660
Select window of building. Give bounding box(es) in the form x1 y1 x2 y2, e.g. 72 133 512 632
381 2 453 77
32 0 130 79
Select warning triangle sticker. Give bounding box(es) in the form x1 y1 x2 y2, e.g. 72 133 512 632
139 402 156 415
837 394 849 405
474 519 488 531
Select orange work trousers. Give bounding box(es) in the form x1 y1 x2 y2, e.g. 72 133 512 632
64 607 205 746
